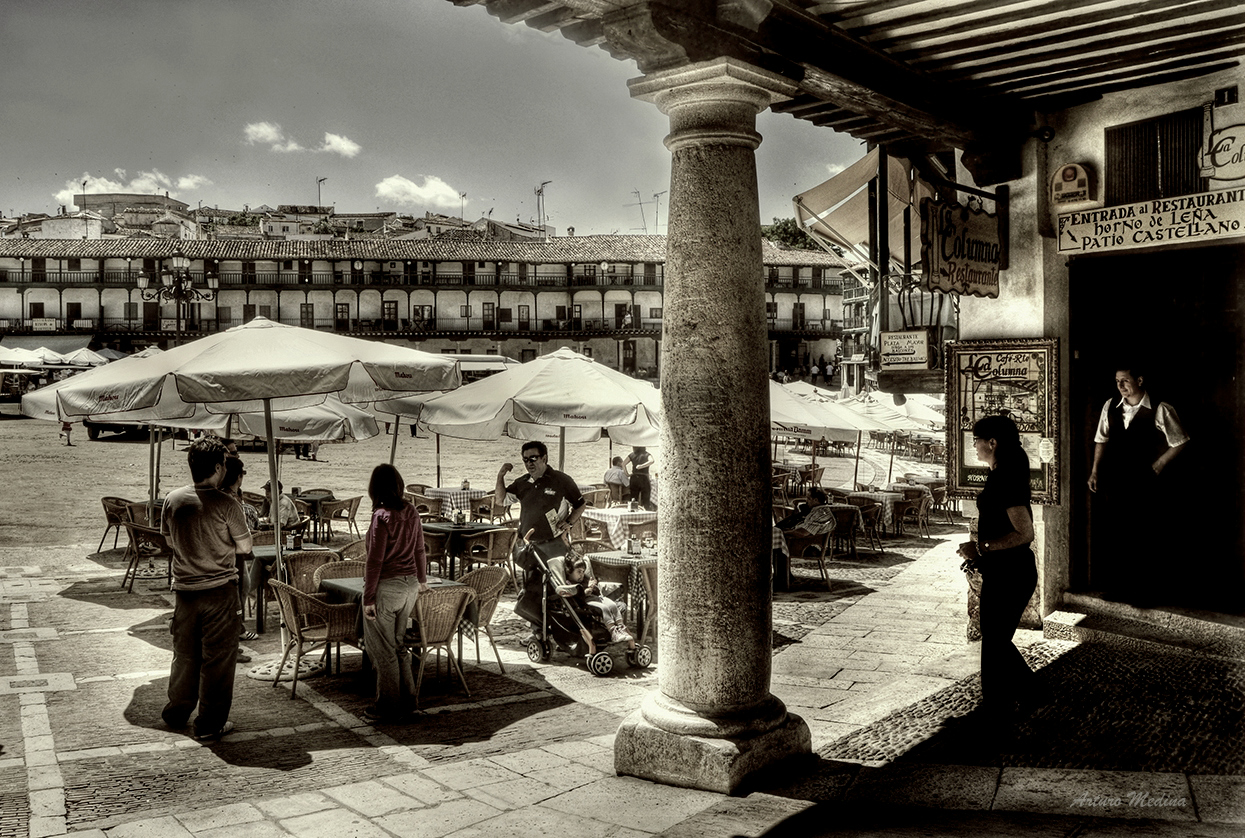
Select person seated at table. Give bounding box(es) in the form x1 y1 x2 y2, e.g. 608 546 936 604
258 480 299 529
776 487 828 531
553 554 634 647
362 463 430 723
603 457 630 502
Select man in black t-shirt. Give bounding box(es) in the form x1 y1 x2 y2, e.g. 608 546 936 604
495 440 585 564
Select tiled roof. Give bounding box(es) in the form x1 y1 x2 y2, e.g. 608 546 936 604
0 234 849 267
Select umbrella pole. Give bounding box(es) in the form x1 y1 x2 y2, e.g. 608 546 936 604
435 433 442 486
389 416 400 465
852 431 862 488
887 443 895 485
147 424 157 519
558 427 566 471
154 427 163 502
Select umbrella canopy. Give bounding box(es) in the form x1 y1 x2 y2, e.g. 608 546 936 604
380 347 660 468
393 348 660 444
95 347 129 361
0 346 46 367
858 391 946 427
59 347 110 366
54 317 460 420
42 317 459 578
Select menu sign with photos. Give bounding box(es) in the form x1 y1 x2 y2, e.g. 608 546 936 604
945 338 1059 504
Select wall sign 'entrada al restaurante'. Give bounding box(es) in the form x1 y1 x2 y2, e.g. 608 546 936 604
1057 187 1245 254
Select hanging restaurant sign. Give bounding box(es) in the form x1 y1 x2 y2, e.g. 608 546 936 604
919 197 1002 298
945 338 1059 505
1057 186 1245 254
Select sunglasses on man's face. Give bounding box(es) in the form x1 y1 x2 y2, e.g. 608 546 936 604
522 454 543 464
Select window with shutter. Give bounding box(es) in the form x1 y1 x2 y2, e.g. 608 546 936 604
1106 107 1206 206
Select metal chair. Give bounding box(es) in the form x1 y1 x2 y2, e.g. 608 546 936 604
458 566 509 673
404 586 477 707
267 579 362 698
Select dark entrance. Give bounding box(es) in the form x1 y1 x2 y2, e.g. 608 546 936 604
1069 243 1244 612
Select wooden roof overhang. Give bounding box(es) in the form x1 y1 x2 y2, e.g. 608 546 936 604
447 0 1245 186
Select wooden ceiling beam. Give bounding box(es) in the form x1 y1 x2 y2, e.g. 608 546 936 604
925 18 1245 82
957 28 1245 90
1010 53 1245 100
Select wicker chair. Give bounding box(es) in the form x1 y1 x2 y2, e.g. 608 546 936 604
930 485 955 525
625 520 657 543
318 495 363 540
458 566 509 673
857 503 883 553
458 527 518 576
250 529 275 546
423 531 450 578
404 586 477 707
312 559 364 588
337 538 367 561
98 496 134 553
282 550 336 594
120 521 174 592
581 488 610 508
471 497 512 525
898 496 933 538
607 482 629 505
409 493 444 522
267 579 362 698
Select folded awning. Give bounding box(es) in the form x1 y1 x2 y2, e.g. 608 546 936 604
793 149 934 281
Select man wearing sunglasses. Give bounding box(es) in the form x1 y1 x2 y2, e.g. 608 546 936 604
495 440 586 565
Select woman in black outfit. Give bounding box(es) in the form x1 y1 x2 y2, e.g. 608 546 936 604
625 446 654 510
957 414 1040 724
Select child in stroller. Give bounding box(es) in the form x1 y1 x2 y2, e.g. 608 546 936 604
513 537 651 676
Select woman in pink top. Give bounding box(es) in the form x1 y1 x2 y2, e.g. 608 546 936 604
362 463 428 723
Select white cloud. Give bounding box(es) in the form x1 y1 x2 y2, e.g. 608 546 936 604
272 138 304 153
56 170 211 207
320 133 361 158
244 121 284 145
825 162 846 177
375 174 460 208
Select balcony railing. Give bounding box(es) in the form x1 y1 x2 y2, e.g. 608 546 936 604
767 318 843 335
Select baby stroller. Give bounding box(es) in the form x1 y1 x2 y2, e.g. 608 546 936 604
513 537 652 676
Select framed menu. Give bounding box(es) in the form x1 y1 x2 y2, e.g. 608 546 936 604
945 338 1059 504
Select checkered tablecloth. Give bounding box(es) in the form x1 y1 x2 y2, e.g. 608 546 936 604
585 549 656 622
581 507 657 548
847 491 904 528
887 483 933 498
425 487 491 514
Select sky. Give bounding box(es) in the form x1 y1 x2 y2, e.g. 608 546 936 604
0 0 865 236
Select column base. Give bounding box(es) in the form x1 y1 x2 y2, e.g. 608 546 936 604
614 695 811 794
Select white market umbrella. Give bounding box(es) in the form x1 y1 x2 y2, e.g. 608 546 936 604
49 317 459 566
859 391 946 428
380 347 661 471
59 347 110 367
0 346 45 367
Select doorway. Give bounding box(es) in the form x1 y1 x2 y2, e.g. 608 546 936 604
1069 243 1244 612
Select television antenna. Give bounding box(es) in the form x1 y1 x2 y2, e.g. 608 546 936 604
534 181 552 239
652 190 668 235
624 189 649 234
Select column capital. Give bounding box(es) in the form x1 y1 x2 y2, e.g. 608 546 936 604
629 58 800 151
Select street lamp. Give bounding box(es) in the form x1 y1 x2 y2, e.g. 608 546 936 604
136 248 218 338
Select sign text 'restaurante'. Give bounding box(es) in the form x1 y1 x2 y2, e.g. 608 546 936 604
1057 187 1245 254
920 197 1002 298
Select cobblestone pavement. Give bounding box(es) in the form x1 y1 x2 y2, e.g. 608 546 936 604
2 509 1242 838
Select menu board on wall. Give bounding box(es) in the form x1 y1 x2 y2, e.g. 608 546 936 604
945 339 1060 505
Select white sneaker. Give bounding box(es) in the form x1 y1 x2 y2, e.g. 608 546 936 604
609 623 633 644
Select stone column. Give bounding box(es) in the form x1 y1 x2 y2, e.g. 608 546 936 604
615 58 810 794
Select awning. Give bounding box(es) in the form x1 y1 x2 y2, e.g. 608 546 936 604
793 149 934 281
0 335 94 354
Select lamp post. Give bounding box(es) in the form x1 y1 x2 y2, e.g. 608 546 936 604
136 248 218 341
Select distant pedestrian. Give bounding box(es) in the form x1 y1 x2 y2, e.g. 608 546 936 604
624 445 655 510
160 436 252 740
810 363 821 386
59 421 74 446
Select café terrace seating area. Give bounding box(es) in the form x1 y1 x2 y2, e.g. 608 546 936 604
97 436 957 716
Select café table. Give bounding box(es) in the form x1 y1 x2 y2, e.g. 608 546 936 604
421 520 507 580
585 549 658 645
292 489 335 540
319 574 477 662
887 483 933 499
581 506 657 548
847 490 904 532
251 542 336 633
425 486 491 517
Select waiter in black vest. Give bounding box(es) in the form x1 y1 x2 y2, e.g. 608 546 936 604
1089 366 1189 605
